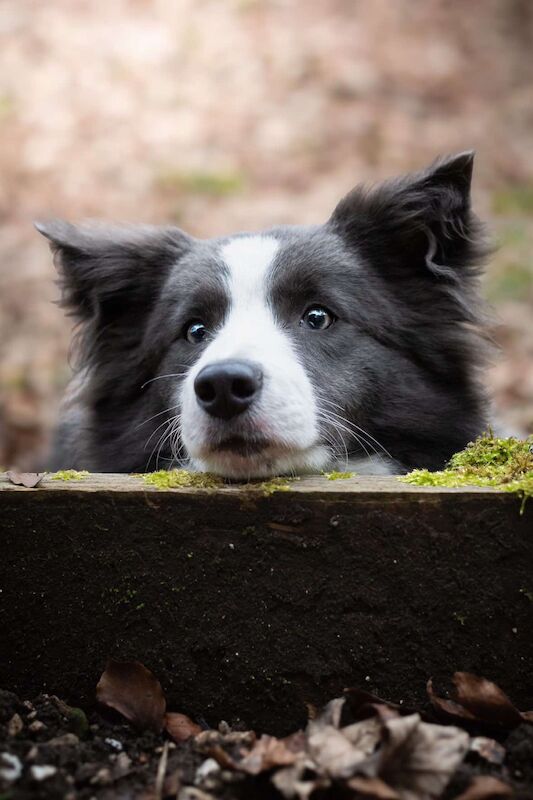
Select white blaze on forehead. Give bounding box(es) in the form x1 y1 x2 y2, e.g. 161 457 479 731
179 233 325 478
220 235 279 306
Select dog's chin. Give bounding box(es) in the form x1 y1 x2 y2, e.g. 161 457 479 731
189 440 331 480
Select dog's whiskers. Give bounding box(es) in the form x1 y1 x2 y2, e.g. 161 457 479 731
135 403 182 431
144 413 182 471
141 371 189 389
317 408 381 467
318 398 392 461
316 412 351 470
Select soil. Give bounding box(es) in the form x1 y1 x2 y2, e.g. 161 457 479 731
1 689 533 799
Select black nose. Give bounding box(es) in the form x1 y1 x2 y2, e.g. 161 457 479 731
194 360 263 420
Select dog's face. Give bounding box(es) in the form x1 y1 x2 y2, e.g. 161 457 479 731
157 228 393 478
38 152 489 476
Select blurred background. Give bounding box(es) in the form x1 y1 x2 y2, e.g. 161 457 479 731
0 0 532 469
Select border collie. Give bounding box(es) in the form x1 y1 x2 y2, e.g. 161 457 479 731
37 152 490 479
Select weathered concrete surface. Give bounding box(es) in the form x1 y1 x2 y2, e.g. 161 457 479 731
1 473 532 734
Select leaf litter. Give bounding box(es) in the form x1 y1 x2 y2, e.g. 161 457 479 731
2 663 531 799
6 470 44 488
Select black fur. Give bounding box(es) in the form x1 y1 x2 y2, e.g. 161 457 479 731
37 152 492 474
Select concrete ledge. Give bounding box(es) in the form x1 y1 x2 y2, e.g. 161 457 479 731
1 473 532 733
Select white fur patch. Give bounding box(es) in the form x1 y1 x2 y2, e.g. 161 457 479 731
179 235 329 478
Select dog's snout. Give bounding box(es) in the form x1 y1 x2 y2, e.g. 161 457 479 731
194 360 263 420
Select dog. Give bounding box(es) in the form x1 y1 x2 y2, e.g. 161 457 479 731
37 152 491 479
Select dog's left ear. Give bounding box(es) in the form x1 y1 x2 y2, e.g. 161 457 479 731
329 151 488 280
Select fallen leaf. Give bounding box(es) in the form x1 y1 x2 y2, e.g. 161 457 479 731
427 679 476 723
344 688 403 722
206 744 239 771
454 775 513 800
469 736 506 765
377 714 470 800
237 732 306 775
347 776 401 799
453 673 524 727
164 712 202 742
272 761 330 800
96 661 166 732
7 470 44 488
307 716 382 779
314 697 346 729
428 674 532 729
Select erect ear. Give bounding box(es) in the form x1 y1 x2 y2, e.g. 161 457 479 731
329 152 489 280
35 219 192 321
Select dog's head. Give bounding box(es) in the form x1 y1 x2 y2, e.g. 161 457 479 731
38 152 490 477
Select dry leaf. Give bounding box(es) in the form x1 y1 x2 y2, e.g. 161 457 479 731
428 673 532 729
7 470 44 488
96 661 166 732
453 673 524 727
454 775 513 800
344 688 402 722
272 761 330 800
347 776 401 799
307 717 382 779
314 697 346 729
377 714 470 800
165 712 202 742
427 679 476 722
237 732 306 775
469 736 506 765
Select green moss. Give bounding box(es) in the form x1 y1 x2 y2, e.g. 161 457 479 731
140 470 296 495
65 707 89 738
400 432 533 511
51 470 89 481
493 184 533 215
486 262 532 302
322 471 355 480
255 477 293 496
156 168 245 197
141 469 222 490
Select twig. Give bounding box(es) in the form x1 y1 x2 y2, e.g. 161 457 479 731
154 740 169 800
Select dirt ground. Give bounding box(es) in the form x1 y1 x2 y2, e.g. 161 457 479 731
0 0 532 468
2 686 533 800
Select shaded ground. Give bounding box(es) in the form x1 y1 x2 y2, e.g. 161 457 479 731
0 0 532 468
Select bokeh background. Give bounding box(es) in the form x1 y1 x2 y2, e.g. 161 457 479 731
0 0 532 469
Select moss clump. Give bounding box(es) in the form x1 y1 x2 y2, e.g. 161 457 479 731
322 471 355 480
255 477 293 496
141 469 222 490
51 470 89 481
400 432 533 511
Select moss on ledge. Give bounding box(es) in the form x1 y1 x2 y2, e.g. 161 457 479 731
141 469 222 490
400 432 533 510
322 471 355 481
51 470 90 481
138 470 297 495
255 477 293 495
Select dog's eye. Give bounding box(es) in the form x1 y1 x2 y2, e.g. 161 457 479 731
300 306 335 331
185 320 207 344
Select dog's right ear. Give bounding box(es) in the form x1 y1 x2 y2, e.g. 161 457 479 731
35 219 192 321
